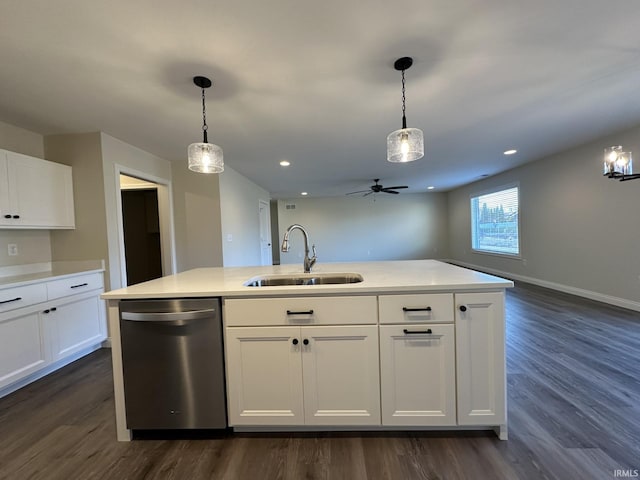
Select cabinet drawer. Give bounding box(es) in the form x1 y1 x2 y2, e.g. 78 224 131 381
47 272 103 300
0 283 47 313
224 296 377 327
378 294 454 324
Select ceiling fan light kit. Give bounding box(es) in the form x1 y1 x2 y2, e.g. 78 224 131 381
603 145 639 181
387 57 424 163
188 75 224 174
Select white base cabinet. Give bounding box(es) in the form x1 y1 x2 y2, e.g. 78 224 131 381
0 310 49 389
379 324 456 426
225 326 304 425
0 271 106 395
455 292 506 426
45 292 107 362
301 325 380 425
224 296 380 427
225 324 380 426
224 291 507 436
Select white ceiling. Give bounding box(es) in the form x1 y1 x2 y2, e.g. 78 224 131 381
2 1 640 198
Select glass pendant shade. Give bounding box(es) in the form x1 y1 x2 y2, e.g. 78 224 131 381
188 142 224 173
603 146 632 176
387 127 424 163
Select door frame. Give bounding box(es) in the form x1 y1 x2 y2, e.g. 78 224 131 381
258 199 273 266
114 165 177 287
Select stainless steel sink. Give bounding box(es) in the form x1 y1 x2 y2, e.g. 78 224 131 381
244 272 363 287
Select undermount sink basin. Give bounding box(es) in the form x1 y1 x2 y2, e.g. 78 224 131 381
244 272 363 287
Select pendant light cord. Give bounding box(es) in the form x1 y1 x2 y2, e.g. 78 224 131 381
401 69 407 129
201 87 209 143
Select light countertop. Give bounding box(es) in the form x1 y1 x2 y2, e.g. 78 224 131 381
0 260 105 289
101 260 513 300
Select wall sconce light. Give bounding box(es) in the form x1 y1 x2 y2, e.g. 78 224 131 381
603 146 638 181
387 57 424 163
188 76 224 174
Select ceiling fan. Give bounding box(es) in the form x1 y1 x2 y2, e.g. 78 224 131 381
346 179 409 196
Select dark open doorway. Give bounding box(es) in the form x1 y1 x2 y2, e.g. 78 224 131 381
121 188 163 285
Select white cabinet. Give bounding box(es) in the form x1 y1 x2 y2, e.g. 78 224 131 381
44 291 107 362
379 324 456 426
223 290 508 436
379 293 456 426
0 271 106 396
455 292 506 427
225 326 304 425
301 325 380 425
224 296 380 427
0 310 49 390
0 149 75 229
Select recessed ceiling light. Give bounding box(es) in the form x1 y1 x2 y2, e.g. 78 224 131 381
427 186 435 190
503 149 517 155
301 192 308 196
279 160 291 167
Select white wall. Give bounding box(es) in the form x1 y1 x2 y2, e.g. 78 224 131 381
277 193 448 265
0 121 51 267
46 132 108 279
172 164 224 271
447 123 640 309
100 133 173 290
219 166 271 266
46 132 173 291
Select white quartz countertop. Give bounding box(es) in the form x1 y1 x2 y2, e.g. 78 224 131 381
101 260 513 300
0 260 105 289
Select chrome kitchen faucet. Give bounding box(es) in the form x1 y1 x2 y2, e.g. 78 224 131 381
281 224 317 273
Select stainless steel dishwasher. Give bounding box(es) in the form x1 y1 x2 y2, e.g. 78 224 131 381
119 298 227 430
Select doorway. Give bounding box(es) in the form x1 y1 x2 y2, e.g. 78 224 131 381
121 184 163 285
117 173 175 287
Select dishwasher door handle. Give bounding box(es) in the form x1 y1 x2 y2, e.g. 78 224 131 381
121 308 216 322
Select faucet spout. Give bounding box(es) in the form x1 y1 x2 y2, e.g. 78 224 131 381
281 224 317 273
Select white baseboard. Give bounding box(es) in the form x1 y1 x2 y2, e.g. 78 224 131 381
447 259 640 313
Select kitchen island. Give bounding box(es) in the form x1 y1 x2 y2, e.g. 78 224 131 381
102 260 513 441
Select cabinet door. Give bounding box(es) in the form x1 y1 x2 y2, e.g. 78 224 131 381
0 152 11 223
301 325 380 425
0 310 50 389
380 324 456 426
46 292 106 362
5 151 75 228
225 326 304 425
455 292 506 426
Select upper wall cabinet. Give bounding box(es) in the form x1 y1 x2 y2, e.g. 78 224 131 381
0 149 75 229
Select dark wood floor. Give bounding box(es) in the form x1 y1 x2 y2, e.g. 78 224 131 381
1 282 639 480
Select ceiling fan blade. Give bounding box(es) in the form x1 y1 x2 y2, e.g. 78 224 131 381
382 185 408 190
384 190 400 194
346 189 371 195
363 191 375 196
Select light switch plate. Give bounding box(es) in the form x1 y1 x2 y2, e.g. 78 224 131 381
8 244 18 256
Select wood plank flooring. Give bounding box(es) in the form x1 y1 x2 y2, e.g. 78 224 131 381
1 282 639 479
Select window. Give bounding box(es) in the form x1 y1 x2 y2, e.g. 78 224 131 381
470 185 520 256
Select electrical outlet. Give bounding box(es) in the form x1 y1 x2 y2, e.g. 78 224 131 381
8 244 18 256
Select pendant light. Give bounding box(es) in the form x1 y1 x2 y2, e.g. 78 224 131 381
603 145 639 181
188 76 224 173
387 57 424 163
